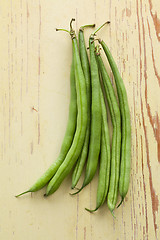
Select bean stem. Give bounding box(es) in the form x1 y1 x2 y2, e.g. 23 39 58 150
92 21 110 36
56 28 70 34
80 24 95 31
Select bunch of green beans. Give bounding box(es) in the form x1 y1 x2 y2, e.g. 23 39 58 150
16 20 131 216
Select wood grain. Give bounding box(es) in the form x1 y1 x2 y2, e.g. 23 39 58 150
0 0 160 239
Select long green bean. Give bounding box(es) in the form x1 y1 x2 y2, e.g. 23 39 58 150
99 39 131 206
71 24 95 189
15 41 77 197
45 19 87 196
86 85 110 212
96 45 121 214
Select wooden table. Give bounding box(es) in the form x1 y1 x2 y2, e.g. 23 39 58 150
0 1 159 239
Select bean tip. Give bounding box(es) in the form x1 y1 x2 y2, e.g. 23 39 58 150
85 207 97 213
111 210 116 218
15 190 30 198
117 197 124 208
69 186 83 196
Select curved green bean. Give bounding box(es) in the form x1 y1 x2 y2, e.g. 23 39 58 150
79 35 102 191
96 45 121 214
71 35 102 196
15 47 77 197
99 39 131 206
45 21 87 196
71 24 95 189
86 85 110 212
71 24 112 196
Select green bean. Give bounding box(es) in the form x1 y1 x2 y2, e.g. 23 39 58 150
96 45 121 214
99 39 131 206
85 85 110 212
71 24 95 189
82 36 102 189
71 38 102 196
15 41 77 198
45 19 87 196
71 23 111 195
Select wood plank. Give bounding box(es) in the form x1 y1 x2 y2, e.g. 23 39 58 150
0 0 159 239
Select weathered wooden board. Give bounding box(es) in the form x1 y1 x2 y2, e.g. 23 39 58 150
0 0 160 239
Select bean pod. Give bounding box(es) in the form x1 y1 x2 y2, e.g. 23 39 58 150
71 24 95 189
99 39 131 206
45 21 88 196
86 84 110 212
79 35 102 191
15 41 77 197
96 45 121 213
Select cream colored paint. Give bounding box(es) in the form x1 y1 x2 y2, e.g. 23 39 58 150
0 0 160 239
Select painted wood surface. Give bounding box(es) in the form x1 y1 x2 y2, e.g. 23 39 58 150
0 0 160 239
